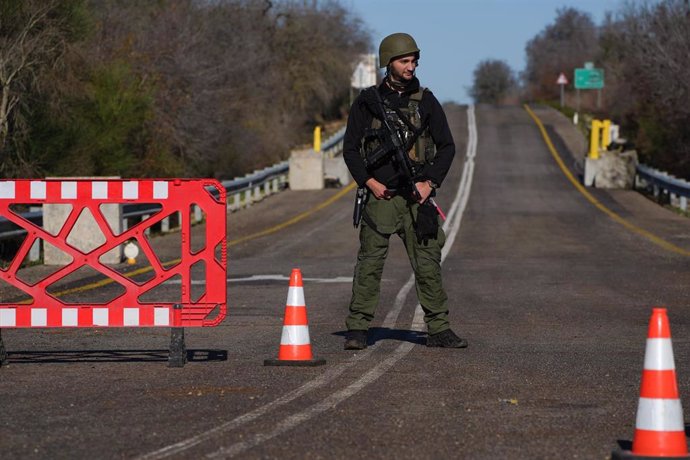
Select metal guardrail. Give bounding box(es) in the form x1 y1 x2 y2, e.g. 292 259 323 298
322 126 346 157
635 163 690 211
0 127 347 250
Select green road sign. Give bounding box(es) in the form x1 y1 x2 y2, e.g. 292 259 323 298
574 68 604 89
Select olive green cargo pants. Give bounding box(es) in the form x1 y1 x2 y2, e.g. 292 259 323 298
346 195 450 335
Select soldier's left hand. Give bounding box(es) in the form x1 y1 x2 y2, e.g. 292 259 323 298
415 181 433 204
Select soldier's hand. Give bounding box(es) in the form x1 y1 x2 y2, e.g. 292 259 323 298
366 178 391 200
415 181 433 204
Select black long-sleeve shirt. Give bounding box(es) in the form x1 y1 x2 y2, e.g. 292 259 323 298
343 77 455 190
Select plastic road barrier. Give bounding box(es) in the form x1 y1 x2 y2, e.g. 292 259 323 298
0 179 227 331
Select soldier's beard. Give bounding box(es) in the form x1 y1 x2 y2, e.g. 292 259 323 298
387 70 414 92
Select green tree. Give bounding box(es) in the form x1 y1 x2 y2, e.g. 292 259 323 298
34 62 181 177
470 59 516 104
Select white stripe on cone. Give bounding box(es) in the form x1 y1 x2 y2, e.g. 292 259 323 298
286 286 305 307
280 325 311 345
644 338 676 370
636 397 685 431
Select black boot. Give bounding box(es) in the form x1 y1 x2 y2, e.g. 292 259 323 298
426 329 468 348
344 330 368 350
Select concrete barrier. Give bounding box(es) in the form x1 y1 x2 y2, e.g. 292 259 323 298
324 156 352 187
289 148 324 190
44 203 122 265
585 150 638 189
44 177 122 265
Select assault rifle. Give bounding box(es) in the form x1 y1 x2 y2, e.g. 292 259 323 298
366 87 422 201
353 87 445 228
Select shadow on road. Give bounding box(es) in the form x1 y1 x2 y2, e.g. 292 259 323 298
4 348 227 364
615 440 632 450
333 327 427 346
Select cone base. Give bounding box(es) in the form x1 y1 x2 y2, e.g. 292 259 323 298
612 449 690 459
264 358 326 367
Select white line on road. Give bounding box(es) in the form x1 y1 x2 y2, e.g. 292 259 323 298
227 275 353 284
160 275 353 285
137 105 478 460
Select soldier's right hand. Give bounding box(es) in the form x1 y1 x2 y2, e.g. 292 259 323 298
365 178 391 200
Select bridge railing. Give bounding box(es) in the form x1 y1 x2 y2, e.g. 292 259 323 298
0 127 346 262
635 163 690 211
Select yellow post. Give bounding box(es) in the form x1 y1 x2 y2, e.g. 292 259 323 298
313 126 322 152
602 119 611 150
589 119 602 159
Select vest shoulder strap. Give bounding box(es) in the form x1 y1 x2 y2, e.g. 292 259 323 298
409 86 426 103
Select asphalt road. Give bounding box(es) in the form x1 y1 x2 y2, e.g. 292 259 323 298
3 104 690 459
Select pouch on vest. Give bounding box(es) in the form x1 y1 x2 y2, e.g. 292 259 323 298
360 87 436 167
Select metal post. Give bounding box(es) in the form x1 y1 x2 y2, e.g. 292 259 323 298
602 120 612 150
0 329 8 367
234 192 241 210
143 215 150 236
168 304 186 368
161 216 170 233
589 120 602 159
313 126 322 152
228 193 237 211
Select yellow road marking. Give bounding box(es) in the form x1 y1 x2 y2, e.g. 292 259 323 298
228 182 356 246
40 182 357 299
524 104 690 257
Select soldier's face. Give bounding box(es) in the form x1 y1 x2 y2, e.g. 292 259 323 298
388 54 418 83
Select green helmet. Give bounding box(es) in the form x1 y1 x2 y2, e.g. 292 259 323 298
378 33 420 68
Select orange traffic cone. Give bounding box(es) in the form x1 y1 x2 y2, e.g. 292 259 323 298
264 269 325 367
613 307 689 459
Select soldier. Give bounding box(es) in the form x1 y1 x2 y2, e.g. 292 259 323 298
343 32 467 350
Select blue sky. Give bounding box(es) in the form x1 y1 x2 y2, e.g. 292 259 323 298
344 0 631 104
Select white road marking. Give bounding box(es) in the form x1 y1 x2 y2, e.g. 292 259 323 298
161 275 353 285
227 275 353 284
137 105 478 460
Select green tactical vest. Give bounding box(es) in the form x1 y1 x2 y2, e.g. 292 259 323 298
362 87 436 166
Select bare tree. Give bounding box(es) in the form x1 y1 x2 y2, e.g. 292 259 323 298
601 0 690 175
0 0 84 172
86 0 369 178
0 0 369 178
523 8 599 101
